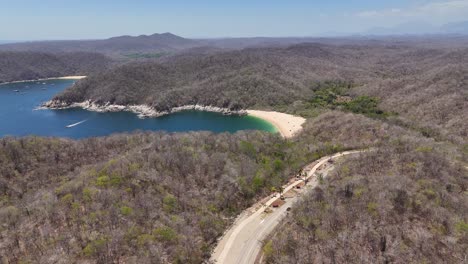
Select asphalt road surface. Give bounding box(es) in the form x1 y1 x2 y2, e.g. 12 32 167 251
211 151 363 264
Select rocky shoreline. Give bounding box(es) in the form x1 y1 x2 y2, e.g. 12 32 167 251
40 100 247 118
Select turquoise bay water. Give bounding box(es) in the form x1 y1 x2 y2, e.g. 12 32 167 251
0 79 277 139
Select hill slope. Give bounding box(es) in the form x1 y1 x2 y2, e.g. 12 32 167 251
0 109 465 263
48 42 468 145
0 129 345 263
264 140 468 263
0 52 113 83
47 43 381 110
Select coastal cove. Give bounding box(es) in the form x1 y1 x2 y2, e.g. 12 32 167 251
0 78 298 139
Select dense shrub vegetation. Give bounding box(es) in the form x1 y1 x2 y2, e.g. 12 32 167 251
264 139 468 263
0 110 465 263
282 81 392 119
2 106 463 263
0 128 358 263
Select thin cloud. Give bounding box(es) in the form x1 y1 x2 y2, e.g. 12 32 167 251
357 8 402 18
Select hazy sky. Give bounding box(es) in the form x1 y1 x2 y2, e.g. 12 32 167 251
1 0 467 40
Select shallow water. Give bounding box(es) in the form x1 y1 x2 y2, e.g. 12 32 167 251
0 79 277 139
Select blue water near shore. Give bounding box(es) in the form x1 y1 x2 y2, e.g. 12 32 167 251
0 79 277 139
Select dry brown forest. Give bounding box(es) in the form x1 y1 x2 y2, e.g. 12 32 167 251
0 37 467 263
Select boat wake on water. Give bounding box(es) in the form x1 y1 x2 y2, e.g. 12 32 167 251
66 120 87 128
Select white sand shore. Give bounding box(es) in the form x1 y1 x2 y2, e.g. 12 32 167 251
55 76 87 80
247 110 306 138
0 76 86 85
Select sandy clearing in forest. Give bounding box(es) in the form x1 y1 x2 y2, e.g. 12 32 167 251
247 110 306 138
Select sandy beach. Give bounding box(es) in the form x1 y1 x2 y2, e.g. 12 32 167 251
55 76 87 80
0 76 86 85
247 110 306 138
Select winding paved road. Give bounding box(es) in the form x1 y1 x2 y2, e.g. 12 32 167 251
211 151 363 264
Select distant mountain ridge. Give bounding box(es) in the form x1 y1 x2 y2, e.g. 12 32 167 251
0 33 200 56
2 27 468 58
102 32 198 50
365 21 468 35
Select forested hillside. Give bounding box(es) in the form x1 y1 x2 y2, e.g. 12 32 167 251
1 108 466 263
0 122 356 263
50 43 468 146
1 37 467 264
264 139 468 263
0 52 112 83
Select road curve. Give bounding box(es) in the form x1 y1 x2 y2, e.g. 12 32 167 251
210 150 363 264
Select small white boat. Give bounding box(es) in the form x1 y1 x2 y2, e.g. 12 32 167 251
66 120 87 128
13 90 19 92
